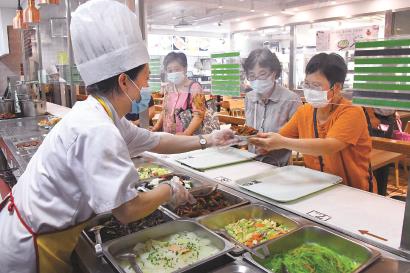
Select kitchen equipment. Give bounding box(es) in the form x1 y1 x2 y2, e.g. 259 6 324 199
82 209 174 245
0 99 14 114
174 147 256 171
163 188 249 219
20 100 47 117
236 166 342 202
243 225 381 273
89 225 104 257
102 219 235 273
116 253 142 273
190 184 218 197
198 204 300 251
141 174 211 191
212 262 260 273
135 162 174 182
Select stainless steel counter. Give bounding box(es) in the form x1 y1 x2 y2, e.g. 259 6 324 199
1 114 410 273
75 156 410 273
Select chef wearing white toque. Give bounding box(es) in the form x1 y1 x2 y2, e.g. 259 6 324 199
0 1 236 272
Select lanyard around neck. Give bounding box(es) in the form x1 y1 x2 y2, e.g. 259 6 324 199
93 95 114 121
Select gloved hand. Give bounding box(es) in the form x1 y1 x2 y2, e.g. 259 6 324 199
208 129 238 147
164 176 196 209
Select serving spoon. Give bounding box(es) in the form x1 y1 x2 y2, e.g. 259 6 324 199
116 253 143 273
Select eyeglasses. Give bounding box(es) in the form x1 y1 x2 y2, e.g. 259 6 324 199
302 82 325 91
247 73 273 81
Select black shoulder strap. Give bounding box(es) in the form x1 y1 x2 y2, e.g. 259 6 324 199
313 108 324 172
318 108 374 192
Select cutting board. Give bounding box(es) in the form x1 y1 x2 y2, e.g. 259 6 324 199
175 147 256 171
236 166 342 202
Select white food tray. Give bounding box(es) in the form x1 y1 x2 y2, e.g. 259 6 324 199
236 166 342 202
174 147 257 171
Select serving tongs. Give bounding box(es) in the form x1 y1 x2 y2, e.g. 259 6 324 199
89 225 104 257
234 133 258 144
116 253 143 273
214 227 271 260
189 184 218 197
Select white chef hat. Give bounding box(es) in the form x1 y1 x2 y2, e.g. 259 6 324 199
46 65 58 75
70 0 149 86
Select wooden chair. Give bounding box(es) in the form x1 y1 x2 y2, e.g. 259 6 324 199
370 148 407 188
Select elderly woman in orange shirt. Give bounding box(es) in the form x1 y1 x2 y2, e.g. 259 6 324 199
250 53 376 192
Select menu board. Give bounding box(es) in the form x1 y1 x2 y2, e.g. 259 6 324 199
316 25 379 51
211 52 241 97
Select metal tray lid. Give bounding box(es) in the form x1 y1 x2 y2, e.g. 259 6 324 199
102 219 235 273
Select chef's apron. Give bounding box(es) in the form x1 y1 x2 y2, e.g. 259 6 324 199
0 96 115 273
0 193 89 273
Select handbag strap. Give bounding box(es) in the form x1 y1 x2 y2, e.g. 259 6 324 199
315 108 373 192
396 118 403 133
185 81 199 111
313 108 324 172
362 108 374 132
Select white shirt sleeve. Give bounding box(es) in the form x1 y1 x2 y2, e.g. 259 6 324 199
118 117 160 157
67 124 140 214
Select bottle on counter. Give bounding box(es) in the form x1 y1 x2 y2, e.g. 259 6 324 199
14 88 22 118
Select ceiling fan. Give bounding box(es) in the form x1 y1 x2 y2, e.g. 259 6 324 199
174 10 194 28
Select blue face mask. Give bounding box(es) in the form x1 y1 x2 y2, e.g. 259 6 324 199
125 76 152 114
131 87 151 114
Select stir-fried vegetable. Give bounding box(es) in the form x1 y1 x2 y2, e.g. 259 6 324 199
262 243 359 273
137 166 171 180
225 218 289 247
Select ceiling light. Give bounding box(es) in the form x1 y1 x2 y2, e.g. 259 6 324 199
250 0 255 12
23 0 40 26
12 0 23 29
345 15 352 18
218 0 223 8
331 1 337 4
235 18 240 22
38 0 60 5
294 7 299 11
264 13 269 16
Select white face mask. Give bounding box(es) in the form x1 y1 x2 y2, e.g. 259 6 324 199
167 71 185 85
249 78 275 96
303 88 330 108
374 108 395 116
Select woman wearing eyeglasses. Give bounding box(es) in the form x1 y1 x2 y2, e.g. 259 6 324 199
250 53 376 192
243 48 302 166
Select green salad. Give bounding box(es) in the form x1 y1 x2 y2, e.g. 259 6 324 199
119 232 219 273
262 243 359 273
137 166 171 180
225 218 289 247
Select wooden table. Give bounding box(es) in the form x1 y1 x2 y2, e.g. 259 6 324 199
370 148 407 188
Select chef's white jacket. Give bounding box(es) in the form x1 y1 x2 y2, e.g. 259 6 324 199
0 95 160 273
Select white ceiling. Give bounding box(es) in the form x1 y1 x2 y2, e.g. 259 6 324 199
146 0 365 33
0 0 377 34
0 0 19 9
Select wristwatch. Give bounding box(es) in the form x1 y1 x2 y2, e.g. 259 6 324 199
198 135 207 150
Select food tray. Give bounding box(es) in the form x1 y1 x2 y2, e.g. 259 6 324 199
198 204 300 251
243 225 380 273
135 161 174 182
163 188 249 219
236 166 342 202
141 174 211 191
102 219 235 273
82 208 175 245
12 135 45 151
174 147 256 171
